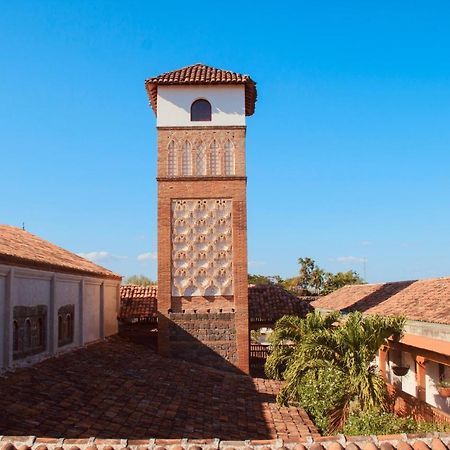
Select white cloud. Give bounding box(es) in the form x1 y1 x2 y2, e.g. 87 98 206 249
335 256 367 264
360 240 372 247
77 251 127 262
137 252 157 261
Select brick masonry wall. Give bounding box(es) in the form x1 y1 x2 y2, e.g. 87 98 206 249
156 126 249 374
168 312 238 373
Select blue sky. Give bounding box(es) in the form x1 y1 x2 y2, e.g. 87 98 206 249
1 1 450 283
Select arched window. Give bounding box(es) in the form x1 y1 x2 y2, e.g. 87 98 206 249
58 315 63 342
66 314 73 341
37 317 45 347
210 140 220 175
181 141 192 176
195 141 206 176
24 319 32 349
13 321 19 353
224 140 235 175
167 140 177 176
190 99 212 121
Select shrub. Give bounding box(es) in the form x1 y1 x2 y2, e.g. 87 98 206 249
343 409 450 435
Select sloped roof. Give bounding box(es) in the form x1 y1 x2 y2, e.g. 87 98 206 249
144 63 257 116
312 277 450 325
120 284 158 319
119 284 313 324
0 225 121 280
248 284 314 324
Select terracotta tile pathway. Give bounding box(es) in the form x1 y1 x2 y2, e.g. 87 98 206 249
0 336 319 440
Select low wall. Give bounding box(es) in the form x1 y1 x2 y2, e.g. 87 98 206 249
1 434 450 450
388 383 450 425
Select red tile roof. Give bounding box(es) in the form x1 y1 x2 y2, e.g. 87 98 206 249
119 284 313 324
2 433 450 450
145 63 257 116
120 284 158 319
248 284 314 325
312 277 450 325
0 225 121 280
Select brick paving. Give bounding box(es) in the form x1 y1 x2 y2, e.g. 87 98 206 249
0 336 319 440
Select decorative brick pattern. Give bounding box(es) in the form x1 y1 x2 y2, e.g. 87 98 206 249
156 127 249 373
13 305 47 360
57 304 75 347
171 199 233 297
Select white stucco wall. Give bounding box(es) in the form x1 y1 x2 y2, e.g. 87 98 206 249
0 263 121 372
401 351 416 397
425 361 450 414
104 284 118 337
157 85 246 127
83 282 101 344
15 276 51 307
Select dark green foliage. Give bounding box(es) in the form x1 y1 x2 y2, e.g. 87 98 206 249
265 311 406 433
123 274 156 286
343 409 450 435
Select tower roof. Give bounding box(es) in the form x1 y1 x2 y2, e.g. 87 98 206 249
145 63 257 116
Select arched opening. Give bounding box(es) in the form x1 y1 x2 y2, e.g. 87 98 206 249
181 141 192 176
66 313 73 341
167 140 177 176
195 141 206 176
58 315 63 342
24 318 32 349
224 140 235 175
13 320 19 353
190 99 211 121
37 317 45 347
209 140 220 175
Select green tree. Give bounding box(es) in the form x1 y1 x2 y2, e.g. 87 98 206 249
322 270 365 294
294 257 365 295
248 274 283 285
123 274 156 286
265 311 405 433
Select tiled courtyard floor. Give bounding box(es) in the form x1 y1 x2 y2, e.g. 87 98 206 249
0 336 319 440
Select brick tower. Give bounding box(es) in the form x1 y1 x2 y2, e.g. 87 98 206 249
145 64 257 374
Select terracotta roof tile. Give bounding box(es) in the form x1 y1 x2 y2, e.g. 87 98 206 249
312 277 450 325
1 435 450 450
248 284 314 324
144 63 257 116
119 284 313 324
119 285 158 319
0 225 121 279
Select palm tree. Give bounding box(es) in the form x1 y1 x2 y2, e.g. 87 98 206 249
265 311 405 433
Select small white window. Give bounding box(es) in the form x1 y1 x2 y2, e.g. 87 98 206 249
224 140 235 175
181 141 192 176
168 140 177 176
210 140 220 175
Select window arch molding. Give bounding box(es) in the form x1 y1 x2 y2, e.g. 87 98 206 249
190 98 212 122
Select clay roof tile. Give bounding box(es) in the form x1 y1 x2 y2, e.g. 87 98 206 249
144 63 257 116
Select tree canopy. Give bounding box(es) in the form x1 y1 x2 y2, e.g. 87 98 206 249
123 274 156 286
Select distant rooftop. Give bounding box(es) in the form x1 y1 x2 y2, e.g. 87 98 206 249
119 284 312 324
312 277 450 325
0 224 121 279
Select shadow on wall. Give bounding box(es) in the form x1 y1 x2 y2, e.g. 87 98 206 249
0 334 283 440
